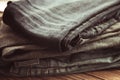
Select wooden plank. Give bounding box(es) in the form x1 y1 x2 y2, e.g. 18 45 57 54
61 75 83 80
0 13 3 20
69 73 101 80
87 70 120 80
109 69 120 75
0 13 2 17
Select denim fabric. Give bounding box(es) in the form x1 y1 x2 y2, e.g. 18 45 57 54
1 22 120 61
1 15 120 77
3 0 120 52
1 0 120 77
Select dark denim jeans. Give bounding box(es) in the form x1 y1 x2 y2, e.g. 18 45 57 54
1 0 120 77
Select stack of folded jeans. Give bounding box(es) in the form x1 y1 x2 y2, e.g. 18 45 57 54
1 0 120 77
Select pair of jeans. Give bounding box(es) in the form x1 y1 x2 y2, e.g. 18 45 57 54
1 0 120 77
3 0 120 52
1 18 120 77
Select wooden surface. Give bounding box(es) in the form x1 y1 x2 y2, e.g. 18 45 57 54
0 69 120 80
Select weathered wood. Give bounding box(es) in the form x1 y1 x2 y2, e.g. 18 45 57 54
87 70 120 80
67 74 101 80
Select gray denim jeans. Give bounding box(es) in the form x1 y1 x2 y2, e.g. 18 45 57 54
1 0 120 77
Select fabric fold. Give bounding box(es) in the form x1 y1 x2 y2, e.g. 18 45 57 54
1 0 120 77
1 22 120 61
3 0 120 52
1 18 120 76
